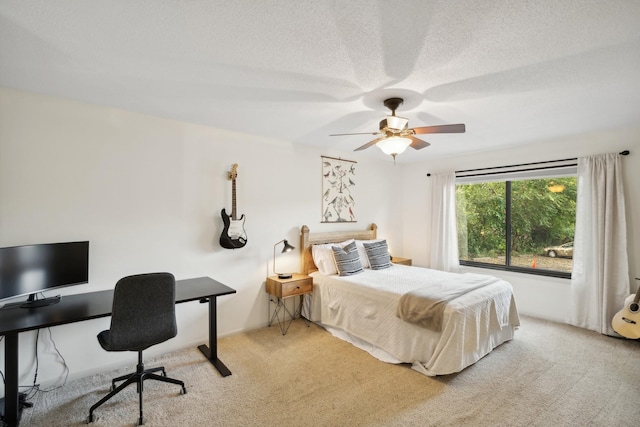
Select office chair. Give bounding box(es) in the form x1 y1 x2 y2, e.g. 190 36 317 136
88 272 186 426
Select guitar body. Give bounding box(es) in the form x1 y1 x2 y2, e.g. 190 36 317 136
220 208 247 249
612 286 640 339
219 164 247 249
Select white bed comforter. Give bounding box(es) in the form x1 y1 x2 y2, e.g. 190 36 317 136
304 264 520 376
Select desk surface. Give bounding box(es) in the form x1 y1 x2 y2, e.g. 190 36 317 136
0 276 236 335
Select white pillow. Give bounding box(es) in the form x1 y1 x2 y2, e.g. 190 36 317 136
355 239 383 268
312 239 354 275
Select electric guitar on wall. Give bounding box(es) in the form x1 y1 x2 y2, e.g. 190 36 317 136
220 164 247 249
611 278 640 339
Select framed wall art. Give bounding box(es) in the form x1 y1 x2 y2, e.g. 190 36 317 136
321 156 356 223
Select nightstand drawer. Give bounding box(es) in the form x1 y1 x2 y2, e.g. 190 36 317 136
280 280 313 297
266 274 313 298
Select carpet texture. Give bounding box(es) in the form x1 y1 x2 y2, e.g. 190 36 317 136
17 315 640 427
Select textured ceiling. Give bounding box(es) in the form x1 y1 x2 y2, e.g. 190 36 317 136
1 0 640 163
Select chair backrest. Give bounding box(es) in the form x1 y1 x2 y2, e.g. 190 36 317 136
107 272 177 352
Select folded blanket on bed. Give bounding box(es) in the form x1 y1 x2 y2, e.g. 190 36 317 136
396 274 499 331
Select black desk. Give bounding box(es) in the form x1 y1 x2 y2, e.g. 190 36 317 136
0 276 236 427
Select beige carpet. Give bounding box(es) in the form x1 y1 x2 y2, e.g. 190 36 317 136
18 315 640 427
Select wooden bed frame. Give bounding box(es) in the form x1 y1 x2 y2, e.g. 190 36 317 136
300 223 377 275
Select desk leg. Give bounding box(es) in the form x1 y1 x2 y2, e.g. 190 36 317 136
197 297 232 377
3 332 19 427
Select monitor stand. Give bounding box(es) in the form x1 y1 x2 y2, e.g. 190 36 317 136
1 294 61 310
21 295 61 308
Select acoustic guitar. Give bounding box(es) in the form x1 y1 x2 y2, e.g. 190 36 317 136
611 279 640 339
219 164 247 249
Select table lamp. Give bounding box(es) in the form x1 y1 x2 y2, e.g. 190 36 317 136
273 239 295 279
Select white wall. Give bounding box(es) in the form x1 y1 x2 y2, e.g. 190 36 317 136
401 129 640 322
0 87 403 393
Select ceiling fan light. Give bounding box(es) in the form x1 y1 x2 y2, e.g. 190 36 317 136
385 115 408 131
376 136 411 156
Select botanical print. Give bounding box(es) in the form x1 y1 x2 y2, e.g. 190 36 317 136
321 156 356 222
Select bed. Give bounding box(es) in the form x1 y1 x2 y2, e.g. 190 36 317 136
300 223 520 376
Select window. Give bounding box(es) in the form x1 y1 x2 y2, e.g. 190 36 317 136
456 175 576 278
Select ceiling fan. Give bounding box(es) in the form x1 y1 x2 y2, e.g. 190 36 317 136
330 97 465 161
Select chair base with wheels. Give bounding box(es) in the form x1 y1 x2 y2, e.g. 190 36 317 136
88 350 186 425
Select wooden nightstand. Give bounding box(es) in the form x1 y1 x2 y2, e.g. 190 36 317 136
391 257 412 266
265 274 313 335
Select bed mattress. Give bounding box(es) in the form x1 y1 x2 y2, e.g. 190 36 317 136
303 264 520 376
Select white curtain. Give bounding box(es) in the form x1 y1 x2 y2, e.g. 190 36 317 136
568 153 629 335
430 172 460 272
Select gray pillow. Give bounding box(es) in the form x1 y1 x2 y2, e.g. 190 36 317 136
363 240 391 270
331 241 363 276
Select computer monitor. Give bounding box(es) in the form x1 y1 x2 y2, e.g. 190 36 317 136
0 241 89 309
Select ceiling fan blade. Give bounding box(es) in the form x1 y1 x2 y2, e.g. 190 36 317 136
409 136 430 150
354 137 385 151
330 132 380 136
412 124 466 134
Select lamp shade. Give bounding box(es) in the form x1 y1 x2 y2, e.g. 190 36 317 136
280 240 295 253
376 136 411 156
273 239 295 279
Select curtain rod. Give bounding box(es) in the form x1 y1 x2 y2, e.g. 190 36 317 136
426 150 629 177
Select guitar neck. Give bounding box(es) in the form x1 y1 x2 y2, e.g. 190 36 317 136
231 178 237 220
